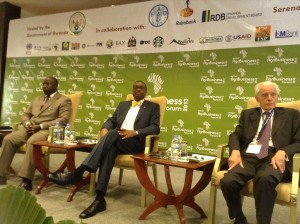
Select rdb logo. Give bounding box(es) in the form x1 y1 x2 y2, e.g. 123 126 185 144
202 10 225 22
140 40 151 45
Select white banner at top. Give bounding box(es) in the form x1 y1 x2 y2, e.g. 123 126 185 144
6 0 300 57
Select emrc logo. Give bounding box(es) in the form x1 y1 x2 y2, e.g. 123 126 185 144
202 10 225 22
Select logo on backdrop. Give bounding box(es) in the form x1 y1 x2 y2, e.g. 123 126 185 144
266 48 298 65
199 86 224 101
197 121 221 137
147 73 164 94
265 67 296 84
228 105 243 119
148 4 169 27
275 29 299 38
232 49 260 65
172 119 194 134
69 12 86 35
199 36 223 44
177 53 200 68
107 71 124 84
203 52 227 67
105 84 123 98
202 10 262 23
108 56 126 69
200 69 225 84
176 0 196 25
169 37 194 45
153 36 164 48
86 97 102 111
255 25 271 42
229 86 250 102
197 103 222 119
181 0 193 17
230 68 258 84
129 56 148 69
153 55 173 68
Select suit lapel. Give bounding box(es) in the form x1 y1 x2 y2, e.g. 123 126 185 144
271 107 284 135
40 93 60 113
249 108 261 137
135 100 146 122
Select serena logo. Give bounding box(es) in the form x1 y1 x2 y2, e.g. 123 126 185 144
202 10 225 22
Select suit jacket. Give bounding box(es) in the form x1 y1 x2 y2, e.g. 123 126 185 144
101 100 160 143
229 107 300 173
21 92 72 129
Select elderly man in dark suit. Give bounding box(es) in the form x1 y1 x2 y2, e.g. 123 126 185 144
221 81 300 224
49 80 160 219
0 77 72 191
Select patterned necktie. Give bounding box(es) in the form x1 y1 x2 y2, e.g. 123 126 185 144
257 112 271 159
41 96 49 109
132 100 142 107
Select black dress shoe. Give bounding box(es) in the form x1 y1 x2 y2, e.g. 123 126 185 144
79 198 106 219
48 171 82 185
19 180 33 191
234 218 248 224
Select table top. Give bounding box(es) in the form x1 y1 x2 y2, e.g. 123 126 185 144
131 153 215 170
31 140 96 149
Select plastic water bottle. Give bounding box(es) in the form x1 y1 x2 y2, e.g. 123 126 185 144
170 135 180 161
53 121 63 143
64 123 72 144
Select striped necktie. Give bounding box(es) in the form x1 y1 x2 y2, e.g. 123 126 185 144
257 112 271 159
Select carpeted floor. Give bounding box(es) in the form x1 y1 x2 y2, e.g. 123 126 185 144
1 151 299 224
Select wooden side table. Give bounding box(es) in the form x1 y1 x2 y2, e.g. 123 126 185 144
31 140 95 201
132 154 215 224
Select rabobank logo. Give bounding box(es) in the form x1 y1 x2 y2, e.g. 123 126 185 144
202 10 225 22
148 4 169 27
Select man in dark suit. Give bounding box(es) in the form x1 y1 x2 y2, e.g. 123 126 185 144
221 81 300 224
0 77 72 190
48 80 160 219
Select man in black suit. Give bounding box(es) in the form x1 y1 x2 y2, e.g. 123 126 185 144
221 81 300 224
49 80 160 219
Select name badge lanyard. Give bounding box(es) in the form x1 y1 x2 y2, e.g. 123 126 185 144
256 109 274 142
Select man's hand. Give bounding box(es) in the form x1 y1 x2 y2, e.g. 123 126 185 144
117 129 137 139
271 150 286 173
25 124 41 135
228 149 244 170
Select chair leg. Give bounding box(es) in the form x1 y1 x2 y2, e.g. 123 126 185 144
289 201 297 224
118 168 124 185
208 183 218 224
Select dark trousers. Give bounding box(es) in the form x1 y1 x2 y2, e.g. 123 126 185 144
220 149 287 224
82 129 143 194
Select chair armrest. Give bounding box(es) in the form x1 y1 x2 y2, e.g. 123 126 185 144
47 126 53 142
211 144 228 183
144 134 159 154
291 153 300 203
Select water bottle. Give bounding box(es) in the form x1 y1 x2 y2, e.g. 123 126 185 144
64 123 72 144
170 135 181 161
53 121 63 143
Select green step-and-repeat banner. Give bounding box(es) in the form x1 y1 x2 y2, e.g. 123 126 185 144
1 0 300 155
